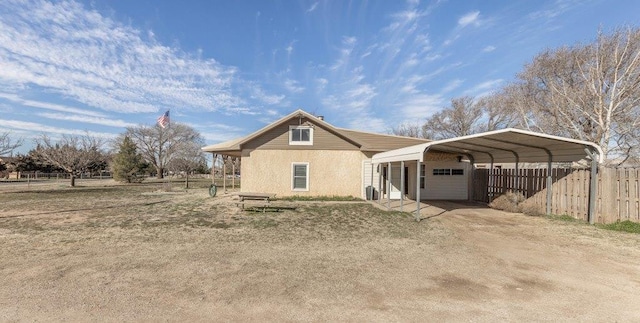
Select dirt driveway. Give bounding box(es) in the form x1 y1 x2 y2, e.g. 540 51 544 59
427 203 640 321
1 186 639 322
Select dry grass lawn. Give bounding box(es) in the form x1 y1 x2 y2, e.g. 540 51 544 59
1 179 639 321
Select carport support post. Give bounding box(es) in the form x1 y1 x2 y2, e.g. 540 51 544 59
222 155 227 192
232 158 236 189
400 161 405 212
378 164 382 204
211 153 216 185
467 155 474 201
387 162 391 210
415 160 421 221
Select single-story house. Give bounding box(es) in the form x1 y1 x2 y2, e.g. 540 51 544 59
203 109 480 200
203 109 605 222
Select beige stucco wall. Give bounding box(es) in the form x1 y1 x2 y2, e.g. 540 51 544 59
241 150 368 197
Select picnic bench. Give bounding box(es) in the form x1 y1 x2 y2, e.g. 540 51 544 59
236 192 276 210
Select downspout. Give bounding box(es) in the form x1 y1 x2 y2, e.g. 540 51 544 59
370 161 374 200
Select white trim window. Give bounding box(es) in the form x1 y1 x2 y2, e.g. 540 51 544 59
289 126 313 145
292 163 309 191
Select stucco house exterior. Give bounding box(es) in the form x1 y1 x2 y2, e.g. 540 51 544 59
202 109 471 199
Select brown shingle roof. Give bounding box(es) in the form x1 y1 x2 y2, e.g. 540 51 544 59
201 109 429 154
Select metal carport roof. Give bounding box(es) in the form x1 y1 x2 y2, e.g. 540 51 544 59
371 128 603 165
371 128 603 224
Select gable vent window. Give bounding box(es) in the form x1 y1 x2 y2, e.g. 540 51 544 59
289 126 313 145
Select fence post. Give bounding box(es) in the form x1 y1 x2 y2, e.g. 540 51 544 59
585 148 599 225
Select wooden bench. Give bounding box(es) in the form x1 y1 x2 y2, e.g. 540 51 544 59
236 192 276 210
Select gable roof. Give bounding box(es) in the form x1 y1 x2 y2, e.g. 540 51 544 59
201 109 429 156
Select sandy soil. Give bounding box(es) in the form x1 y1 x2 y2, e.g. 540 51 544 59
1 182 639 322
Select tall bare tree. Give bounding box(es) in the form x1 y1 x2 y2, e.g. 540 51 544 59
499 27 640 163
422 96 482 139
0 132 23 156
33 134 106 187
125 123 204 179
168 141 206 188
389 122 427 138
419 96 518 140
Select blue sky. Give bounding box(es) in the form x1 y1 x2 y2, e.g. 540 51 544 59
1 0 639 154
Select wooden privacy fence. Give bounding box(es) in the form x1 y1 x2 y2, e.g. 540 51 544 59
473 167 640 224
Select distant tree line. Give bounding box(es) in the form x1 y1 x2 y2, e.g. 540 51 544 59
392 27 640 165
0 122 208 187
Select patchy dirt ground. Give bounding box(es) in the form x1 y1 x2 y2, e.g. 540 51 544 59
1 180 639 321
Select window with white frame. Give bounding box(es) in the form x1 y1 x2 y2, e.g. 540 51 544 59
289 126 313 145
292 163 309 191
420 164 426 189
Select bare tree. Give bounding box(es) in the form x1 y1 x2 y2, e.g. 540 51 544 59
389 122 427 138
33 134 106 187
422 96 483 139
0 132 23 156
168 141 206 188
125 123 204 179
475 94 520 131
501 27 640 163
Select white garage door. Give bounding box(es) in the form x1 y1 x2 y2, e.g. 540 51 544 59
423 162 468 200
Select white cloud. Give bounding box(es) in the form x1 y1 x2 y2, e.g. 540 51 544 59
199 130 244 144
465 79 504 97
482 45 496 52
249 86 284 105
0 118 117 139
285 40 296 57
0 0 267 115
398 93 444 120
306 2 319 13
348 117 386 133
316 78 328 89
284 79 305 93
458 11 481 27
400 75 424 94
36 112 137 128
441 79 464 93
330 36 358 71
195 122 246 143
0 92 106 117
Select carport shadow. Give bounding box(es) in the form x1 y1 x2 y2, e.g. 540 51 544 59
379 199 490 220
418 200 490 220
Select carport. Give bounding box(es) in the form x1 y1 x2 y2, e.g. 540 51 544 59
371 128 603 223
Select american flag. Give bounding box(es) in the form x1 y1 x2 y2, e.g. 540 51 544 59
157 110 170 128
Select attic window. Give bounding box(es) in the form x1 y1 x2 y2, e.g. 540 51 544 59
289 126 313 145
